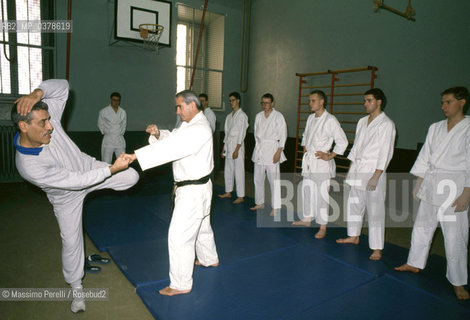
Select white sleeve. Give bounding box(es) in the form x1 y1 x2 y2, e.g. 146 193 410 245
331 117 348 155
376 121 396 171
136 127 210 171
277 113 287 149
410 125 434 178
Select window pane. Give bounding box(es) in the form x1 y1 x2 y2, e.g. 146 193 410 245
28 0 41 46
29 47 42 90
176 24 187 65
0 44 11 94
0 0 8 42
16 0 28 44
17 46 30 94
176 66 186 92
16 0 41 45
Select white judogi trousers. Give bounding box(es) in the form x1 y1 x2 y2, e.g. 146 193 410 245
301 178 330 225
407 201 468 286
224 150 245 197
54 166 139 285
253 163 281 209
169 181 218 290
101 146 125 164
346 187 386 250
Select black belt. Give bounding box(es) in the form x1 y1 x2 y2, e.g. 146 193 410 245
171 173 212 214
174 173 211 188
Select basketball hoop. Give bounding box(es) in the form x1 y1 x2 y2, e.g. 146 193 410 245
139 23 164 53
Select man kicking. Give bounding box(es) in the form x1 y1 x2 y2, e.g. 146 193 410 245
12 79 138 313
395 86 470 300
336 88 396 261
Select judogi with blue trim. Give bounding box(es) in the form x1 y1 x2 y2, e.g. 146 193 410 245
14 80 139 288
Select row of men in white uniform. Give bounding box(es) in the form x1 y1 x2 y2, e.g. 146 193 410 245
218 87 470 300
12 81 469 315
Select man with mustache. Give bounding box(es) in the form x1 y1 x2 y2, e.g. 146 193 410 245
11 79 139 313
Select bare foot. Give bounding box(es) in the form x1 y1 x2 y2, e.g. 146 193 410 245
159 286 191 296
232 197 244 204
336 236 359 245
314 226 327 239
394 264 420 273
250 204 265 211
269 209 279 217
194 260 219 267
292 220 311 227
218 192 231 199
369 250 382 261
453 285 470 300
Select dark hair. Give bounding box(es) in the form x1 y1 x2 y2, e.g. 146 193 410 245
11 101 49 128
110 92 121 99
262 93 274 102
364 88 387 109
176 90 202 111
310 90 328 107
441 86 469 103
229 91 241 104
199 93 208 101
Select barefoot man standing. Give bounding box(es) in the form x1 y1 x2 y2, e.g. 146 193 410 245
336 88 396 261
395 86 470 300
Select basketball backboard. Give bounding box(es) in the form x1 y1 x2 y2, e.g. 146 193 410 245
115 0 171 46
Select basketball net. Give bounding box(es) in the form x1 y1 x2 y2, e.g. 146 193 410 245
139 24 164 53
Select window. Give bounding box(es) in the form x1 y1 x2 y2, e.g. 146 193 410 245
0 0 53 95
176 4 224 108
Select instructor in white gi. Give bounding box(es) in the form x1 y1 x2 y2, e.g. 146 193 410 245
98 92 127 164
219 92 249 204
395 86 470 300
250 93 287 216
337 88 396 261
11 79 139 313
128 90 219 296
292 90 348 238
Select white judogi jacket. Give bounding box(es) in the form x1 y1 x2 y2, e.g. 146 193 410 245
15 80 112 205
301 110 348 179
135 111 213 182
252 109 287 165
410 117 470 207
204 107 216 133
98 105 126 149
223 108 249 159
345 112 396 190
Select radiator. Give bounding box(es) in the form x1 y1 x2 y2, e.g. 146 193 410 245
0 121 22 182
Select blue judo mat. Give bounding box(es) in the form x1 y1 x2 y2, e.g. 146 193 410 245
84 176 470 319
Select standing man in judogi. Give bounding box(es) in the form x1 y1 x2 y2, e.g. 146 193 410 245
98 92 127 164
218 92 249 204
199 93 216 133
337 88 396 261
250 93 287 217
395 86 470 300
128 90 219 296
11 80 138 313
292 90 348 239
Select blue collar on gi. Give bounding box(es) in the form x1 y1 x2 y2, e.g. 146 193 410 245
13 131 43 156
